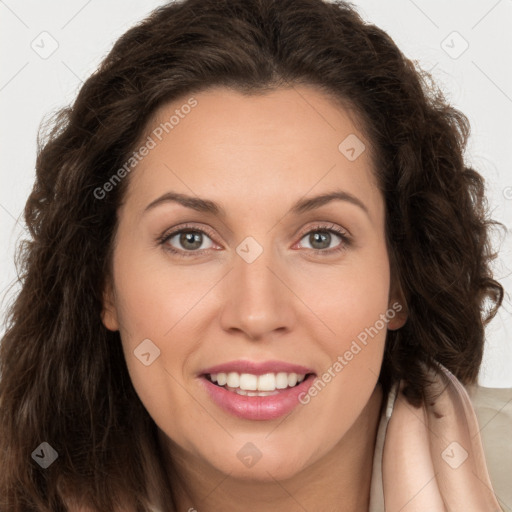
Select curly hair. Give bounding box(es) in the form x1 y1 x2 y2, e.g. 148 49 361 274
0 0 503 510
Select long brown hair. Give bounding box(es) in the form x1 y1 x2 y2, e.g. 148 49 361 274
0 0 503 509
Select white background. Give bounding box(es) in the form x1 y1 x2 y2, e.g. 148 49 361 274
1 0 511 386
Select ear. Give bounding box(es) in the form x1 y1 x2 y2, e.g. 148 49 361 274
387 274 408 331
101 276 120 332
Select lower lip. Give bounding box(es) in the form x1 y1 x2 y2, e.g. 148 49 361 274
199 374 316 421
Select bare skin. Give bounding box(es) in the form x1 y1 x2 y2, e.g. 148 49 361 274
102 85 407 511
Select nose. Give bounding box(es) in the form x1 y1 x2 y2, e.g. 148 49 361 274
219 239 296 342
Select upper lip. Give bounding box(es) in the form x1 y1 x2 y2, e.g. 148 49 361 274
200 360 316 376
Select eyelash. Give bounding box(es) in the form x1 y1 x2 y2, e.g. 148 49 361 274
157 222 352 259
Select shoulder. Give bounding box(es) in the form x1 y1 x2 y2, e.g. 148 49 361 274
466 384 512 511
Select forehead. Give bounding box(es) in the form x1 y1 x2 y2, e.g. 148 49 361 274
121 85 383 225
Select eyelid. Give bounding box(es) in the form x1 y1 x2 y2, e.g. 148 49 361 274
157 222 220 249
295 222 350 241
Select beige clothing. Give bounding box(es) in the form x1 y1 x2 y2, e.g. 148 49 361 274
369 370 511 511
467 385 512 512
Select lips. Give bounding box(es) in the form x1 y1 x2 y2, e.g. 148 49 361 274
198 360 317 421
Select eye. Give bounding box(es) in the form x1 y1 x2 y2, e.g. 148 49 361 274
157 222 351 259
158 223 217 258
168 231 213 251
295 223 351 255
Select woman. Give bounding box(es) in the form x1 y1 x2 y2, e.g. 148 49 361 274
0 0 506 510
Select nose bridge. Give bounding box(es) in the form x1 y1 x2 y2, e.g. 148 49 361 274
220 235 294 339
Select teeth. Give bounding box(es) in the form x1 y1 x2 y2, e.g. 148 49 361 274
209 371 308 392
258 373 276 391
239 373 258 390
215 373 226 386
226 372 240 388
276 372 289 389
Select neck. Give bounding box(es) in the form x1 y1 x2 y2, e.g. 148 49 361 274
160 384 384 512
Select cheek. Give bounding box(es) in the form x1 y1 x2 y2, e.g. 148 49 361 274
111 238 200 342
108 249 185 414
295 244 390 416
295 242 391 352
117 311 196 450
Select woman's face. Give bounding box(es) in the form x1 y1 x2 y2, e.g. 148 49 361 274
102 85 405 481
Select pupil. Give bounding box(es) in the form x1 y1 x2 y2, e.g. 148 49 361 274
181 231 202 250
311 231 330 249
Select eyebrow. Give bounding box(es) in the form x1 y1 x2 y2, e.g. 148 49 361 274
143 189 369 217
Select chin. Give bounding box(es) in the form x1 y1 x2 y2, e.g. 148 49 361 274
198 436 320 483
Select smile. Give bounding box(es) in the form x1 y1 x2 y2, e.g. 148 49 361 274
199 361 317 421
